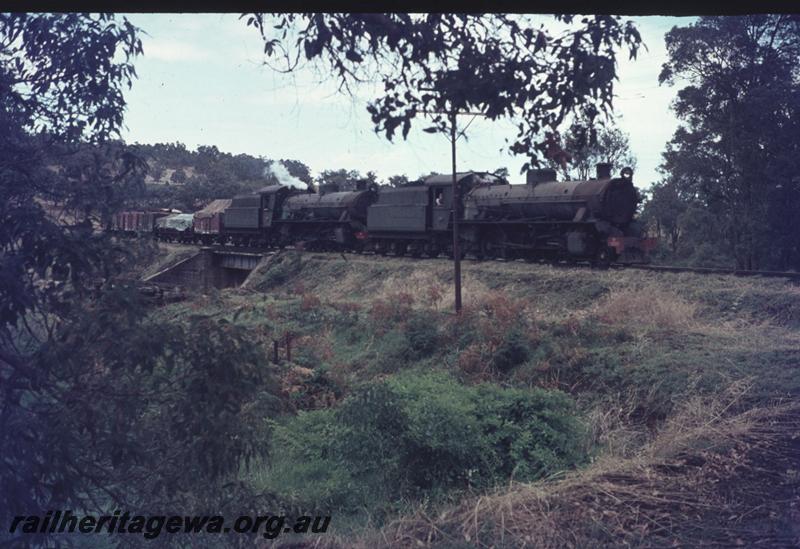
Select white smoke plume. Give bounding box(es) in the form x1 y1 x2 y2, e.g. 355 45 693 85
266 161 306 190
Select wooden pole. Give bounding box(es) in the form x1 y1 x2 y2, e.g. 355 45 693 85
450 110 462 314
416 101 485 316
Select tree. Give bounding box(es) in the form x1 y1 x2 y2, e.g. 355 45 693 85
280 158 314 185
171 167 187 184
555 121 637 181
1 13 144 342
640 180 686 254
657 16 800 270
1 11 144 525
387 174 410 187
365 170 380 185
0 14 280 537
316 168 364 190
246 14 642 171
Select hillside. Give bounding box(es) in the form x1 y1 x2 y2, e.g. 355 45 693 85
148 249 800 547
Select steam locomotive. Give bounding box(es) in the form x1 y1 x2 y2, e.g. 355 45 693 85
111 163 655 267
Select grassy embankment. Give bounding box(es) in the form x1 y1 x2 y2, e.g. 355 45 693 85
148 248 800 547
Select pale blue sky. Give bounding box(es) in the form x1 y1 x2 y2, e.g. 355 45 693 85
120 14 695 188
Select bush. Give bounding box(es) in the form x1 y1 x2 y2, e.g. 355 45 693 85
491 327 531 372
370 328 413 373
404 311 439 360
262 372 587 513
472 383 587 481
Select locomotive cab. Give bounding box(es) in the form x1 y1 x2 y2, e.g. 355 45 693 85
429 183 454 231
221 184 299 246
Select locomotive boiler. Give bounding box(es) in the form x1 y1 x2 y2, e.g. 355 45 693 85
464 167 638 225
278 182 378 250
460 164 652 265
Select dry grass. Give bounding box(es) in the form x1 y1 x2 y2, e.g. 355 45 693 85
143 249 800 547
594 287 699 333
377 380 800 548
242 251 800 329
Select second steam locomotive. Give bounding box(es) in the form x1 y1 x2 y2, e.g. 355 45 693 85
112 163 655 267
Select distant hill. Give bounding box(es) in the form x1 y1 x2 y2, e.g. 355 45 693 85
126 143 314 211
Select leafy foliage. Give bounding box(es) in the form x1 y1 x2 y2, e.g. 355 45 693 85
0 14 141 142
0 15 283 541
491 327 532 372
263 372 586 513
404 311 439 360
314 167 379 191
554 119 637 181
3 288 278 509
246 14 642 171
386 174 410 187
1 13 146 336
644 16 800 270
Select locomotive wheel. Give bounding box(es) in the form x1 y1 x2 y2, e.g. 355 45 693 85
475 240 488 261
593 247 612 270
390 242 407 256
448 246 466 260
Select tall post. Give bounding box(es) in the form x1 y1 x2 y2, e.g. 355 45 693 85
451 110 462 314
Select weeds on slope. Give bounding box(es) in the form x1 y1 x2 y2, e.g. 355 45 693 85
382 380 800 548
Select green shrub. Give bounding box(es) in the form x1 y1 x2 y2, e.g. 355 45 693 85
337 373 483 495
370 328 412 372
264 410 359 509
261 372 587 513
404 311 439 360
492 327 531 372
472 383 587 481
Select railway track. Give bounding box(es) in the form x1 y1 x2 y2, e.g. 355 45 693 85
626 263 800 280
155 241 800 281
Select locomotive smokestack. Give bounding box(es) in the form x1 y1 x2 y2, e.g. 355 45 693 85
596 163 612 179
526 168 557 185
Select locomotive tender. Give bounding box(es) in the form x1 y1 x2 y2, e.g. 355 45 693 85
111 163 654 266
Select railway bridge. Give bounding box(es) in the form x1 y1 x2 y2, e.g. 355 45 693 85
144 247 269 291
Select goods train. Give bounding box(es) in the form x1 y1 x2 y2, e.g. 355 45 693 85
111 163 656 267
